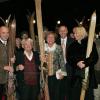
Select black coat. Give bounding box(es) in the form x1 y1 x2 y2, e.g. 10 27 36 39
67 37 99 88
56 36 74 48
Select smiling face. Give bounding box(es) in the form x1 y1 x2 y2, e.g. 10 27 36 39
0 26 9 41
74 27 87 41
74 29 83 40
46 32 55 46
59 26 68 39
24 38 33 52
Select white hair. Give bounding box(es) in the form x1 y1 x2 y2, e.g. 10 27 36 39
25 38 33 46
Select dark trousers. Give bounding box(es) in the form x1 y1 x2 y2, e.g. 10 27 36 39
0 84 7 100
70 77 94 100
60 77 72 100
16 82 39 100
48 75 61 100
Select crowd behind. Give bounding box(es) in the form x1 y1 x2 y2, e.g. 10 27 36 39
0 24 100 100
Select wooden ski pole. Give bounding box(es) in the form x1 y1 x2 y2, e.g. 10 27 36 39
35 0 50 100
80 11 96 100
7 18 16 100
27 12 37 51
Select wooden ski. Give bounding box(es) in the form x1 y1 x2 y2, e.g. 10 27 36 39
35 0 50 100
27 12 37 51
7 18 16 100
80 11 96 100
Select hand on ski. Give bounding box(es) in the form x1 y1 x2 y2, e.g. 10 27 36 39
4 66 14 72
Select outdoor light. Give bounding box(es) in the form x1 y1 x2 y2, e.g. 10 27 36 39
80 21 82 25
6 19 8 23
57 20 61 24
33 20 36 24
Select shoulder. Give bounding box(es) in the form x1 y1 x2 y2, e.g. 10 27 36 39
16 49 24 55
56 44 62 49
69 40 77 47
55 44 63 53
33 51 40 64
33 51 40 57
67 41 77 51
56 37 61 45
15 50 24 60
67 37 74 42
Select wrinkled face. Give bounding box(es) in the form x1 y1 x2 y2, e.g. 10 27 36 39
47 34 55 46
24 40 33 52
0 26 9 41
59 26 68 38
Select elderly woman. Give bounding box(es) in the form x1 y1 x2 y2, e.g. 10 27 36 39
15 38 40 100
41 31 67 100
67 26 98 100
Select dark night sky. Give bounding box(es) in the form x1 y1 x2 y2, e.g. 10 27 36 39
0 0 100 34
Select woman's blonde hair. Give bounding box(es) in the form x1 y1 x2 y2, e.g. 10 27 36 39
75 26 87 39
22 38 33 48
25 38 33 45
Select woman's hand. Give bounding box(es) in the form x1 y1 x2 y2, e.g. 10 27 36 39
16 64 24 71
77 61 85 69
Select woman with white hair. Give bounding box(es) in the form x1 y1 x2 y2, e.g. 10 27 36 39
15 38 40 100
41 31 67 100
67 26 98 100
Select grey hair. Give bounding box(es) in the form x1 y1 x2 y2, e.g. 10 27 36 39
25 38 33 45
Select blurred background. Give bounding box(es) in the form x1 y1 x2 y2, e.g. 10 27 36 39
0 0 99 34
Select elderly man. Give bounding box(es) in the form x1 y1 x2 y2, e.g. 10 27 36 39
0 26 13 100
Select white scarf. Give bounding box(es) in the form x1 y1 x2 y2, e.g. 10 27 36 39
24 51 33 61
0 38 7 45
45 43 56 52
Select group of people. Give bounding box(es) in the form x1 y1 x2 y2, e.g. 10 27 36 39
0 24 99 100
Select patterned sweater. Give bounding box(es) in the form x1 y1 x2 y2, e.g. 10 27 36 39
45 43 67 76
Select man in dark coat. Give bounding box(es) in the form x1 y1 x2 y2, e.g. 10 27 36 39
56 24 74 100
